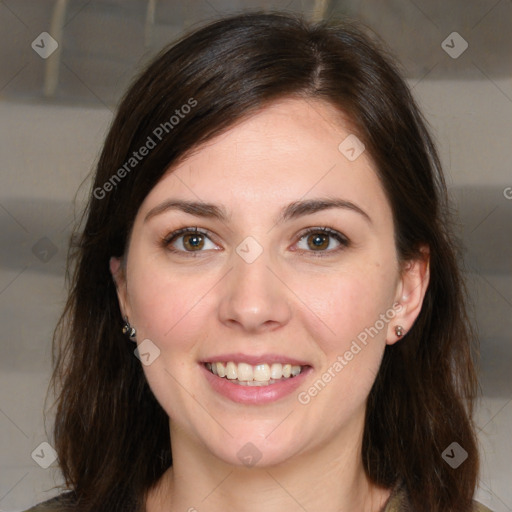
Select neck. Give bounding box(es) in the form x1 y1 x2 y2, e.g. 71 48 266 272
146 415 391 512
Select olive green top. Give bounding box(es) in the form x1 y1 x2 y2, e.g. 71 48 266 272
24 483 493 511
382 481 493 511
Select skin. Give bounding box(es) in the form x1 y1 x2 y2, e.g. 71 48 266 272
111 97 430 512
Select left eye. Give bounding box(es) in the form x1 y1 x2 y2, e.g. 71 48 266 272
295 227 348 254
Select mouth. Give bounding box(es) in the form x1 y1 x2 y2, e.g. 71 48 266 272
204 361 308 387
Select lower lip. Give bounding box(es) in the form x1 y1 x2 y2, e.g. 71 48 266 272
201 364 312 405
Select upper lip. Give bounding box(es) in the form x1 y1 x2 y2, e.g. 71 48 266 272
201 352 311 367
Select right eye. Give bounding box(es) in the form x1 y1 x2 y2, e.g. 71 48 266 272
163 227 220 255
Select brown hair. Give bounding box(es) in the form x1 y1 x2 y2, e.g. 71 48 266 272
49 11 480 512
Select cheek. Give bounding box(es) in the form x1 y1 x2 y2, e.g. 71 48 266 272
298 260 397 354
125 253 208 348
297 270 396 414
125 255 211 418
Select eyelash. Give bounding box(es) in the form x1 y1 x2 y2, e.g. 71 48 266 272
162 226 350 258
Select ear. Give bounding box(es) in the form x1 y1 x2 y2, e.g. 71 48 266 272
110 256 130 319
386 245 430 345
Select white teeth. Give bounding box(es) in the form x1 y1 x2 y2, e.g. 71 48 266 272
216 362 226 378
206 361 304 383
253 364 270 382
270 363 282 379
237 379 281 386
226 361 237 380
237 362 253 381
291 365 301 376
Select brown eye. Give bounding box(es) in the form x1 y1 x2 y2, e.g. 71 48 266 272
163 227 217 254
182 233 205 251
296 227 349 256
306 232 330 251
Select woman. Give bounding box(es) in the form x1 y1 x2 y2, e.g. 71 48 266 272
27 11 491 512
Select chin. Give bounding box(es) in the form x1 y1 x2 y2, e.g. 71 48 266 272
203 431 304 470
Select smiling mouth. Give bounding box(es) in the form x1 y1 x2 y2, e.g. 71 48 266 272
204 361 307 386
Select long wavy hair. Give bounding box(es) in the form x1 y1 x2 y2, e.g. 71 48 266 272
48 11 480 512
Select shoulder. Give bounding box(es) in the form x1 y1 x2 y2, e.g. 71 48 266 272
473 502 494 512
23 491 76 512
383 482 494 512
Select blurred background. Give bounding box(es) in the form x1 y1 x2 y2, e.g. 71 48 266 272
0 1 511 511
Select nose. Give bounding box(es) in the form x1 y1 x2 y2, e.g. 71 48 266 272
217 248 292 333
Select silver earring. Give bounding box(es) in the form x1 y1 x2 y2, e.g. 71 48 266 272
395 325 404 337
122 318 137 341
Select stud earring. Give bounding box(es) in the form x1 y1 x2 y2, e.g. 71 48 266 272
122 318 137 341
395 325 404 337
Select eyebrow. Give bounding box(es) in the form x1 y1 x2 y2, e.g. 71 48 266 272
144 197 372 225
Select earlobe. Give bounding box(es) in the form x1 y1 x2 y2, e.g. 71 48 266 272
387 247 430 345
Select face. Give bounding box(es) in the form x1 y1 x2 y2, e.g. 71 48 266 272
112 97 426 468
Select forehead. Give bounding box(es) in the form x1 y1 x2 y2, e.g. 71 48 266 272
138 98 391 225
